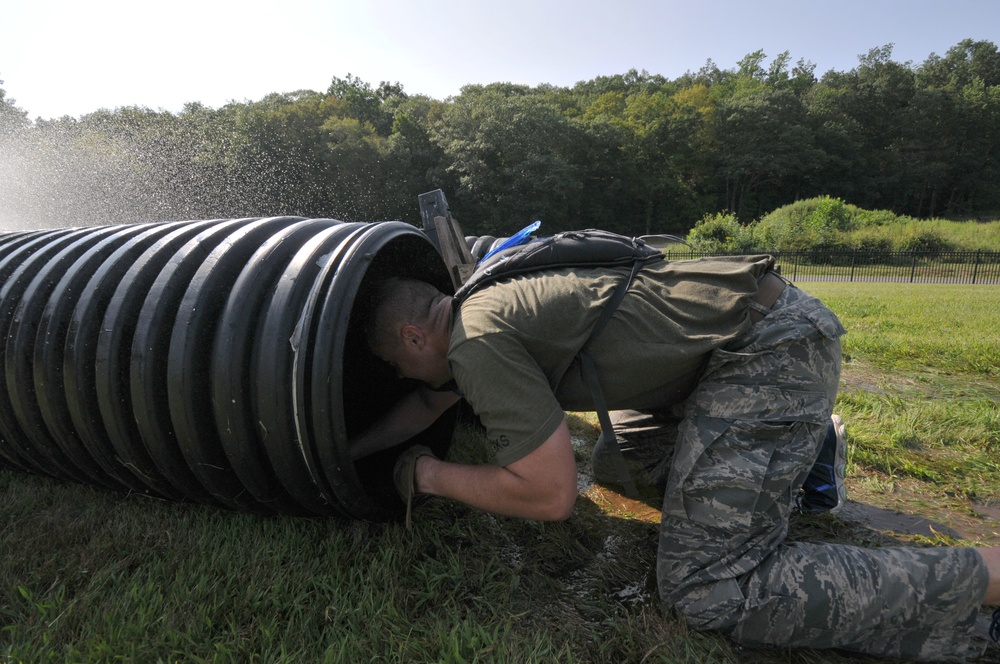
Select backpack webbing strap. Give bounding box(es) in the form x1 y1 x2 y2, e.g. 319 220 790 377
576 259 646 499
579 352 639 498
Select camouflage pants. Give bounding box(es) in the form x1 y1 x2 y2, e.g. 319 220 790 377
638 284 989 660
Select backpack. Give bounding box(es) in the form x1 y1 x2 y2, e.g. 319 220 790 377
454 228 664 301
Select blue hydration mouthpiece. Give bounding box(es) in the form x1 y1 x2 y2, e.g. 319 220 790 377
478 220 541 264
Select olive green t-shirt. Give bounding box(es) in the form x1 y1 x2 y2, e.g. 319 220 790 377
448 255 774 466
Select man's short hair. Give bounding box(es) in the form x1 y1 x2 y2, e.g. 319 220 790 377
365 277 443 352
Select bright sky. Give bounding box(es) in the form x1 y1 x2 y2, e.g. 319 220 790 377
2 0 999 121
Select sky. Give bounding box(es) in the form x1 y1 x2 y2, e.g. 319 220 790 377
2 0 999 121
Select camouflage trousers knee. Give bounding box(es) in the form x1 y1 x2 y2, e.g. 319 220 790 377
655 284 989 661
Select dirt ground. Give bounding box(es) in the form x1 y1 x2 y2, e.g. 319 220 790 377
573 433 1000 547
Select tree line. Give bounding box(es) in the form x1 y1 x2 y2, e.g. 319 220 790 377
1 39 999 237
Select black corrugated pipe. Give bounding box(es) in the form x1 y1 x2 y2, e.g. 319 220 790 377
0 218 457 520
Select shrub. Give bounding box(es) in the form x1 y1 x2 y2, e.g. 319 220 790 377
848 229 894 253
686 198 996 254
808 196 853 232
685 213 753 253
898 228 952 255
753 197 932 252
853 208 908 228
755 196 850 252
811 231 853 253
846 228 894 263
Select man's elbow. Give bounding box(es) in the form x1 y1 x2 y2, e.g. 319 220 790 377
548 498 576 522
537 484 577 521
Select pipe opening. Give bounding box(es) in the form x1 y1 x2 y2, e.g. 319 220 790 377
338 229 458 519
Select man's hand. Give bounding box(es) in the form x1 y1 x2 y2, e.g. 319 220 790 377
394 445 438 529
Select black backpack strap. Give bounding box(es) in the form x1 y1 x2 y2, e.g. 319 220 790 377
579 352 639 498
576 259 646 498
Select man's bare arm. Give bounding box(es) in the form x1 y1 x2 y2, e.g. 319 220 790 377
350 386 461 460
414 418 578 521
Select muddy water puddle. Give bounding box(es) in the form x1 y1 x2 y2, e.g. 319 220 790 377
572 434 1000 545
838 502 997 543
848 472 1000 544
589 486 1000 545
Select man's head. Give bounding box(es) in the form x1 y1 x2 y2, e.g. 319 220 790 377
365 277 453 385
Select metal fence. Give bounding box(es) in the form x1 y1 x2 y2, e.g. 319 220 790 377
663 249 1000 284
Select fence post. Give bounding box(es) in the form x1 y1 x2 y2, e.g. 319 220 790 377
850 249 856 282
909 249 917 283
972 250 981 285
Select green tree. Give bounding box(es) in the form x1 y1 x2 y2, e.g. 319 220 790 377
0 77 29 134
383 95 451 212
328 74 408 137
711 79 825 218
220 93 343 217
571 69 669 101
575 76 715 234
433 85 587 234
620 89 709 232
809 45 917 211
8 40 1000 234
918 39 1000 90
913 40 1000 215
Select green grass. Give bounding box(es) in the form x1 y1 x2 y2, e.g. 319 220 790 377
1 454 731 664
816 284 1000 377
3 282 1000 663
804 282 1000 510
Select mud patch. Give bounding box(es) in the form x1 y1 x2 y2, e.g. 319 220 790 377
571 416 1000 545
849 472 1000 545
837 502 965 541
582 484 663 523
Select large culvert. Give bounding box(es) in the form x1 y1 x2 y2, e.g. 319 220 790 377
0 217 459 521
